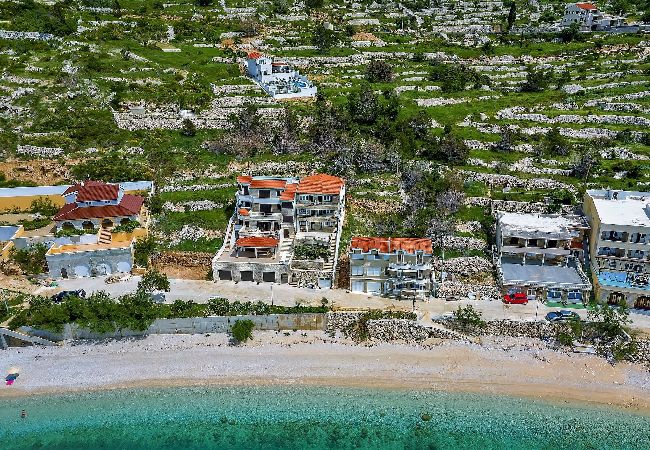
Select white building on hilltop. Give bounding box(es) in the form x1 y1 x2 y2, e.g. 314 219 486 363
246 52 317 99
561 3 625 31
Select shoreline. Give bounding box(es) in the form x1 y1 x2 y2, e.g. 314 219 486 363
3 376 650 416
2 332 649 415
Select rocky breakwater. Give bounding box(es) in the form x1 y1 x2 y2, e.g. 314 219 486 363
326 312 467 343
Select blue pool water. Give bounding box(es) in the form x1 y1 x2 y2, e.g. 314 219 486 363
1 386 649 449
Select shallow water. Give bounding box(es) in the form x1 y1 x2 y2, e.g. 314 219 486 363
1 386 649 449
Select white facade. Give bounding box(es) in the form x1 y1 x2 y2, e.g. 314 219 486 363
246 53 317 99
561 3 625 31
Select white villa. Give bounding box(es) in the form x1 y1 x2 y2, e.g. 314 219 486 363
561 3 625 31
246 52 317 99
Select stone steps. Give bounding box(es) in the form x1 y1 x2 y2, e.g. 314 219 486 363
98 229 112 245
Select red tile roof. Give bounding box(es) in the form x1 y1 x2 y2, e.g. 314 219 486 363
235 236 279 248
54 194 144 221
64 181 120 202
279 183 298 201
247 51 263 60
237 175 253 184
296 174 344 195
351 237 432 254
238 208 250 216
250 179 287 189
576 2 597 10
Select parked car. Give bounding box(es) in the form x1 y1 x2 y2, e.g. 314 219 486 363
545 310 580 322
503 292 528 305
51 289 86 303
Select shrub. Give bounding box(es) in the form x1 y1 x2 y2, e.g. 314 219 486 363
137 269 170 294
55 227 96 238
231 319 254 343
30 197 58 216
133 235 157 267
112 220 139 233
366 60 393 83
452 305 485 329
10 243 48 275
293 243 330 261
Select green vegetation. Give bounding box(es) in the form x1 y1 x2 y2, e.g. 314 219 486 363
112 219 140 233
10 243 48 275
230 319 254 344
30 197 58 216
292 243 330 261
54 227 96 238
137 269 170 294
452 305 486 330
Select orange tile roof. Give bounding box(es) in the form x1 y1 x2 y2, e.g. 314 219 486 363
238 208 250 216
237 175 253 184
250 179 287 189
351 237 432 254
296 174 344 195
576 2 597 9
54 195 144 221
236 236 279 248
247 51 263 59
279 183 298 201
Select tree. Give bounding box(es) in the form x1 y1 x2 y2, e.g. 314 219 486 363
305 0 324 8
559 22 580 43
571 145 600 181
10 244 48 275
133 235 157 267
506 1 516 31
195 0 212 5
231 319 254 343
181 118 196 137
493 129 515 153
30 197 58 216
347 84 380 125
365 60 393 83
138 269 170 294
437 133 469 165
542 127 571 156
312 23 338 53
270 0 289 15
521 67 554 92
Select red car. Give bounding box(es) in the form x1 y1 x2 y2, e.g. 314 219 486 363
503 292 528 305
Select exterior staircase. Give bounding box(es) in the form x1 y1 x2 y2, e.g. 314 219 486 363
98 228 112 245
322 236 337 272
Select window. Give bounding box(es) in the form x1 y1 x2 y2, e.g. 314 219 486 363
259 190 270 199
397 251 405 263
322 195 332 202
416 251 423 265
351 266 364 276
298 209 307 215
298 195 310 201
351 281 365 292
367 266 382 276
547 290 562 300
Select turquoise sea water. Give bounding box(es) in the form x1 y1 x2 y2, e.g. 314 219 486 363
1 386 649 450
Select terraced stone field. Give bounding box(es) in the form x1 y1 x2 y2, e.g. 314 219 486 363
1 0 649 285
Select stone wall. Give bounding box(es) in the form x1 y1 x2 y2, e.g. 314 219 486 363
153 251 213 269
46 246 133 278
30 313 327 341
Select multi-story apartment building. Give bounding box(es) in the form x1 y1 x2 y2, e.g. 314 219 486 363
495 212 592 303
213 174 345 286
349 237 435 300
583 190 650 309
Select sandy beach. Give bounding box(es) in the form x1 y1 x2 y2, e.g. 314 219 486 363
2 331 649 413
